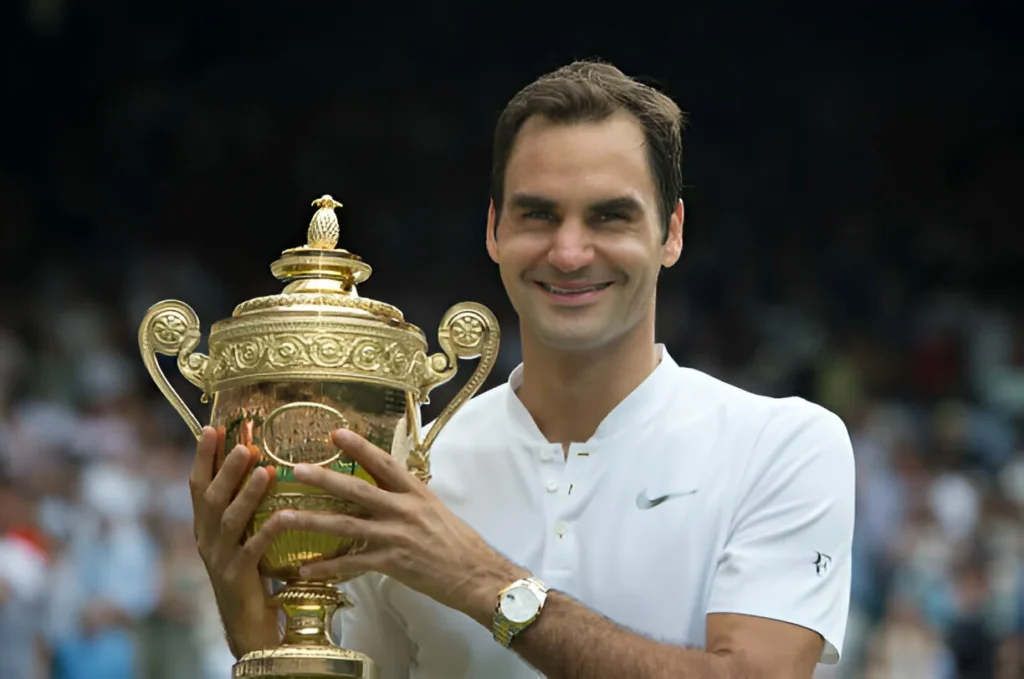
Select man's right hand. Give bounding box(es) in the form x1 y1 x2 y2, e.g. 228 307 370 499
190 425 282 659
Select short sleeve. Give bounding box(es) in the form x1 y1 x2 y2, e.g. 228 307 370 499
706 404 855 664
337 573 414 679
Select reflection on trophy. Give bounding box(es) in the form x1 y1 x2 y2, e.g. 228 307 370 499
138 195 500 678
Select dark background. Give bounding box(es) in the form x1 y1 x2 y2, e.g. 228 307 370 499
0 1 1022 677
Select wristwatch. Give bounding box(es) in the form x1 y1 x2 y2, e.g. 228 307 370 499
491 577 549 647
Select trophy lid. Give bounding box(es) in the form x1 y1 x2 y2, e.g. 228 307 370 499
140 192 497 413
227 195 411 329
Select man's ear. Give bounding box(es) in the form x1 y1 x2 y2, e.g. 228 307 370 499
661 198 684 268
486 199 499 263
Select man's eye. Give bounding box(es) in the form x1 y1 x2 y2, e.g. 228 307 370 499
597 212 627 222
524 211 556 221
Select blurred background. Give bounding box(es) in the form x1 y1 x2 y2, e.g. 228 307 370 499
0 1 1021 677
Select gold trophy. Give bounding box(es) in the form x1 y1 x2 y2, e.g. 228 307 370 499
138 195 500 678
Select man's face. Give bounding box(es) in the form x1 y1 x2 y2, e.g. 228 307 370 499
487 112 683 352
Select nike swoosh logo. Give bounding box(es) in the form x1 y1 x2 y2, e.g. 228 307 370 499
636 488 698 510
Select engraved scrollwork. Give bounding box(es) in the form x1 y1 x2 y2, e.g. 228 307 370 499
259 493 359 514
268 335 311 367
207 324 430 393
387 343 410 375
310 335 349 367
232 292 404 322
181 349 210 395
151 312 187 348
234 340 263 369
450 315 484 349
351 338 383 371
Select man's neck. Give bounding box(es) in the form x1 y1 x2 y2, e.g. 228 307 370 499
515 321 660 448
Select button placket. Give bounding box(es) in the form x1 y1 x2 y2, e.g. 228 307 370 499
540 444 565 514
543 443 595 574
540 444 573 575
561 444 592 505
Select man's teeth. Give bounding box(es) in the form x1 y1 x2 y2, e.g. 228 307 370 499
540 283 611 295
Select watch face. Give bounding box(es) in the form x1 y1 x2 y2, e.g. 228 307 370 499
499 586 541 624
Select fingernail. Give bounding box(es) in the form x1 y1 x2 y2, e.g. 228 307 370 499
298 566 312 578
294 464 311 479
277 511 296 523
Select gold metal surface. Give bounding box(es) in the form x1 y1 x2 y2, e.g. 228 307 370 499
138 195 500 678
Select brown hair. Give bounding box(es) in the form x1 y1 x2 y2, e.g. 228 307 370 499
490 59 687 239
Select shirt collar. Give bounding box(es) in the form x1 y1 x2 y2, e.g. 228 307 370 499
505 344 679 444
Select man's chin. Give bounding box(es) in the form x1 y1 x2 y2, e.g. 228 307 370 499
532 325 615 353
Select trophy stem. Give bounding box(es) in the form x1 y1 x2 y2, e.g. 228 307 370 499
233 581 375 678
274 581 350 647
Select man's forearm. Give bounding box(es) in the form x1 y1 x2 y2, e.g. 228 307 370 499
457 560 757 678
465 584 751 679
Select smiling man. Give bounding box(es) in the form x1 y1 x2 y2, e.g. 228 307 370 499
190 60 855 678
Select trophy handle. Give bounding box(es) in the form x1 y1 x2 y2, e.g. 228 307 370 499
406 302 500 480
138 300 210 440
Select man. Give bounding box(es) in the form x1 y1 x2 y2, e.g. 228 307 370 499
190 60 855 678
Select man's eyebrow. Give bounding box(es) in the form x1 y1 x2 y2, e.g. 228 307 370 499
508 193 558 211
587 196 644 213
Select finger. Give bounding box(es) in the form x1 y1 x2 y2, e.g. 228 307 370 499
292 464 399 515
275 510 384 544
298 551 385 581
214 426 227 472
189 427 219 500
235 511 290 572
220 466 271 544
332 428 415 492
203 445 254 514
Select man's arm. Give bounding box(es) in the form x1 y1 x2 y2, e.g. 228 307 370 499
460 582 822 678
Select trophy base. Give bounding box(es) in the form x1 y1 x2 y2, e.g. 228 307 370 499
233 646 377 679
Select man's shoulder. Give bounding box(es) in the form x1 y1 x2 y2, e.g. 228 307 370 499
669 364 823 418
670 365 851 461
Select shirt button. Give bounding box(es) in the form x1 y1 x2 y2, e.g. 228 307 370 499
540 450 553 462
554 521 568 539
545 480 559 493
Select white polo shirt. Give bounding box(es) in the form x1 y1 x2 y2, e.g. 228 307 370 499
338 346 855 679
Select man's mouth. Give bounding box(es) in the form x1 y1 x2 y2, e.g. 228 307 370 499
536 282 613 295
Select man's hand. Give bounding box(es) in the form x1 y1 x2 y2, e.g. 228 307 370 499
278 428 525 616
190 426 283 658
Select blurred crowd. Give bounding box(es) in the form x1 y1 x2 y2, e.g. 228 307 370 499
1 2 1022 678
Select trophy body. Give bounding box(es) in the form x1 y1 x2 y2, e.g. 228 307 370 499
138 196 499 678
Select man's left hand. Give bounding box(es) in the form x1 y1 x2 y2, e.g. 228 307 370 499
276 428 527 620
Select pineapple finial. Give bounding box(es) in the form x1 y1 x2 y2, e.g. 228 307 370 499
307 195 343 249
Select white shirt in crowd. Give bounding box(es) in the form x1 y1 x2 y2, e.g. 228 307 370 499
338 346 855 678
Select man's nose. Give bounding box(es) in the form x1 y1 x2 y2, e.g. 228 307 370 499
547 220 594 272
